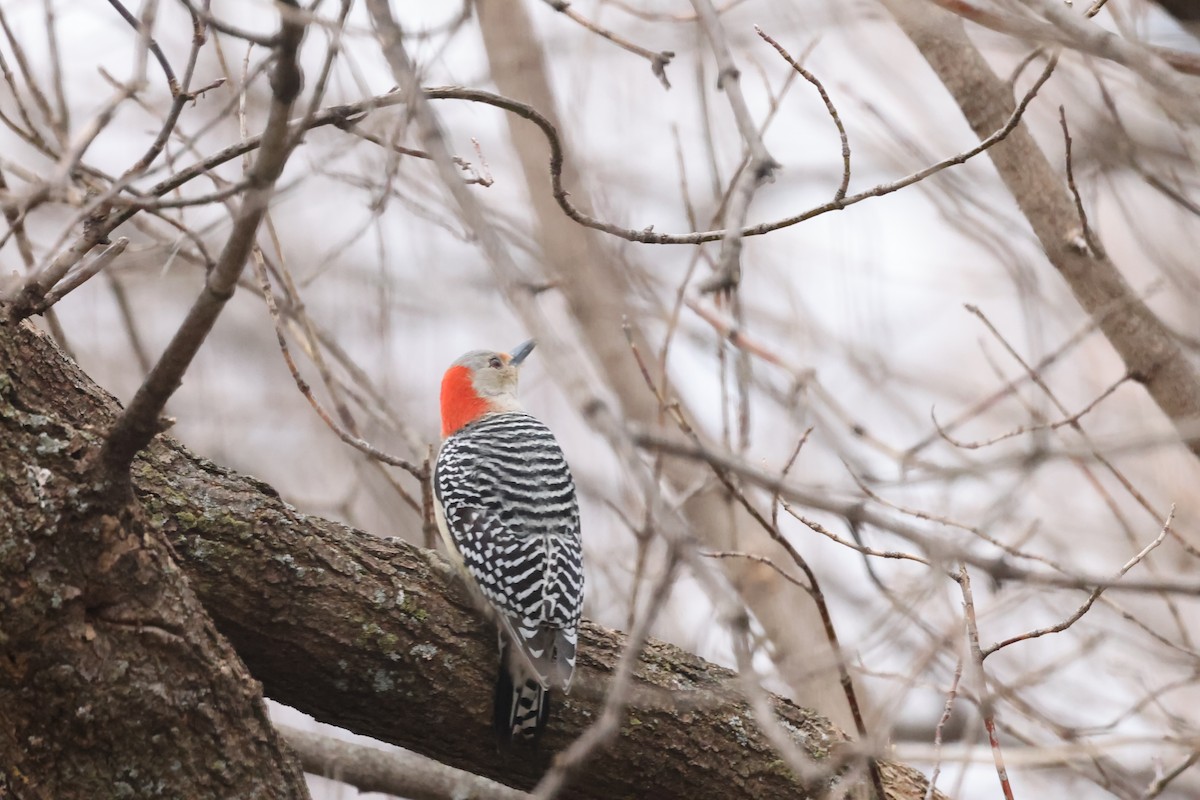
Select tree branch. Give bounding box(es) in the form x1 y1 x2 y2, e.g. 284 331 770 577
0 303 945 800
280 725 529 800
689 0 779 295
98 0 307 478
883 0 1200 462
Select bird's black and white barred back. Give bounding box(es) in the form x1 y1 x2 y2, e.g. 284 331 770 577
434 411 584 739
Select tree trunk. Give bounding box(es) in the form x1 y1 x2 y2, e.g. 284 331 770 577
0 316 309 799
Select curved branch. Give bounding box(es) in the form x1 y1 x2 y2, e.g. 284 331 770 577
420 77 1050 245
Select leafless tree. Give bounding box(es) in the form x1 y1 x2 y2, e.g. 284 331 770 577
2 1 1199 798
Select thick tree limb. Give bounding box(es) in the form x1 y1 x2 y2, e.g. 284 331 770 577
0 321 308 798
0 313 943 798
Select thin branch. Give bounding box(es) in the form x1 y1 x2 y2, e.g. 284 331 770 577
0 5 57 145
783 507 932 567
176 0 278 46
700 549 813 593
336 121 492 185
924 657 965 800
120 5 213 181
689 0 779 295
538 0 674 89
98 1 306 479
634 429 1200 595
417 58 1050 246
755 27 850 200
250 245 427 478
32 237 129 314
906 286 1155 458
281 725 530 800
931 373 1129 450
1141 750 1200 800
929 0 1200 78
42 0 68 137
958 564 1017 800
982 507 1174 658
1058 105 1105 259
105 0 180 97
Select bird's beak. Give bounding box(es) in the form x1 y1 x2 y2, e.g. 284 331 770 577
508 339 536 367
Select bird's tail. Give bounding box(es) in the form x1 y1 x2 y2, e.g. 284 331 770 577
495 634 549 741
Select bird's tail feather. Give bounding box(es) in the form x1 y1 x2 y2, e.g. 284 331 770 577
494 664 550 741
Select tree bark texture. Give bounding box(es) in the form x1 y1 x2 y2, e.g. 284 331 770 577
0 316 309 799
0 317 943 799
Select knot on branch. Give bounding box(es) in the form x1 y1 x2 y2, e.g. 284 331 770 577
755 156 782 183
716 66 740 91
652 51 675 90
697 266 742 300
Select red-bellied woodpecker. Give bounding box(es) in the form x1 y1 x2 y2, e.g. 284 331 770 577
433 340 583 740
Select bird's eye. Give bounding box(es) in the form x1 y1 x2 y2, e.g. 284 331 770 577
488 356 503 369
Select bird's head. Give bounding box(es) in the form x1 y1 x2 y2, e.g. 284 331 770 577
440 340 535 437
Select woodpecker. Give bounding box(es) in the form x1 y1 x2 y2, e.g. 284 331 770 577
433 340 583 741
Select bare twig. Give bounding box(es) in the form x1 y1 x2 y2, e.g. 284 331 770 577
417 61 1049 247
42 0 68 138
1058 105 1105 259
634 429 1200 595
755 27 850 200
931 373 1129 450
924 657 965 800
689 0 779 295
98 1 306 478
700 549 813 593
538 0 674 89
958 564 1017 800
1141 750 1200 800
927 0 1200 78
982 507 1174 657
105 0 180 97
32 237 129 314
250 246 427 478
784 507 932 567
0 6 57 145
906 286 1156 458
281 724 530 800
176 0 277 46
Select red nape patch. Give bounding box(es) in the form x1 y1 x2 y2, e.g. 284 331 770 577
441 364 489 437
